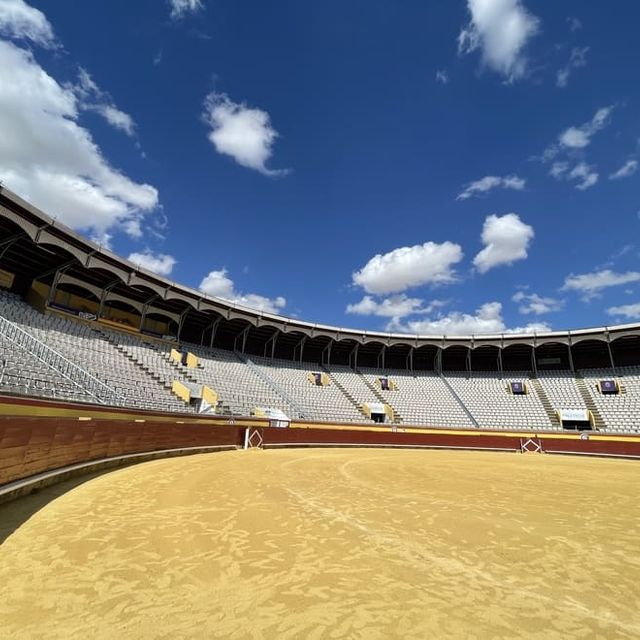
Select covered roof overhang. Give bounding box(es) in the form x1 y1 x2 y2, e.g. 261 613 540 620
1 185 639 350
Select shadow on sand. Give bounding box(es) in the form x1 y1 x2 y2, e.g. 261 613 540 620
0 469 113 545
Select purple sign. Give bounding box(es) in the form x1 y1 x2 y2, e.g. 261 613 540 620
510 381 525 395
600 380 618 394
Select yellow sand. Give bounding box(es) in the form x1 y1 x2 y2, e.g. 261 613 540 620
1 449 639 639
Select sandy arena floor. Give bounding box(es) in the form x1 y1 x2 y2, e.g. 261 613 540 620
1 448 639 639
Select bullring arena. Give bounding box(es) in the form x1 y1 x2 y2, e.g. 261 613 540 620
1 186 640 638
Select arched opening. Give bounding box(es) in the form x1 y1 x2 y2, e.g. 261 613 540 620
53 282 100 316
470 345 500 372
243 324 281 359
302 335 332 365
413 344 438 372
502 343 533 372
331 339 359 367
535 342 571 371
101 299 141 331
214 318 252 352
611 335 640 368
386 343 414 370
143 312 177 339
357 341 385 369
441 345 469 372
571 339 610 371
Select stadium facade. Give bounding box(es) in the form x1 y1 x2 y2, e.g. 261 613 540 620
1 186 639 372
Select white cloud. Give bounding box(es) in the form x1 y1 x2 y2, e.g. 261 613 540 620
0 40 158 240
556 47 588 88
567 17 582 32
558 106 613 150
473 213 534 273
352 241 463 295
457 0 540 81
203 92 286 176
346 295 446 319
169 0 204 19
456 174 525 200
512 291 563 315
549 161 569 178
609 159 638 180
435 69 449 84
128 251 176 276
568 162 598 190
562 269 640 300
94 104 135 137
387 301 550 336
0 0 55 48
70 68 136 137
549 160 598 190
199 269 286 314
607 302 640 320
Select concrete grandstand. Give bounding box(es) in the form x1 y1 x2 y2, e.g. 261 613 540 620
0 185 639 435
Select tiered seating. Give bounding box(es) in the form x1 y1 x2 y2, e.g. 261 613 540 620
251 356 365 423
327 365 382 414
99 328 187 390
359 368 474 428
446 372 553 430
182 344 295 417
0 332 92 402
537 371 586 412
580 367 640 433
0 291 190 412
2 291 640 432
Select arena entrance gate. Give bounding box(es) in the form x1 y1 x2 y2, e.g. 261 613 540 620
244 427 264 449
519 437 543 454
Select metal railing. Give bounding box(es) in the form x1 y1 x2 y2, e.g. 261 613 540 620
438 372 480 428
241 354 306 419
0 314 125 406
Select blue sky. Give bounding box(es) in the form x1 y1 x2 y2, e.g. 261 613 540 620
0 0 639 334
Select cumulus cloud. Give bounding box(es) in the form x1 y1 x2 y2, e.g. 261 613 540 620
607 302 640 321
562 269 640 300
352 241 463 295
473 213 534 273
387 301 550 336
199 269 286 314
512 291 563 315
70 68 136 137
609 159 638 180
0 0 55 48
456 174 525 200
169 0 204 19
203 92 286 176
0 40 158 240
346 295 446 319
457 0 540 81
556 47 588 88
128 251 176 276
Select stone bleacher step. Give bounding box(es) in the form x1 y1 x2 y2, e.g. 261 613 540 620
574 375 606 430
321 366 371 421
356 370 402 423
94 328 189 405
528 375 561 427
158 350 200 385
